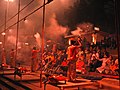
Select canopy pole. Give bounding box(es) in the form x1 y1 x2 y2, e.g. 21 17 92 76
40 0 46 88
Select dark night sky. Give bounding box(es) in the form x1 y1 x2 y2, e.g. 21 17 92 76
56 0 116 34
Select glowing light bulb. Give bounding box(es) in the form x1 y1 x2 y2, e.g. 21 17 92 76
2 32 6 36
5 0 14 2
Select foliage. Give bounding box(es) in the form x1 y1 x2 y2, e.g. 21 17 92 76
57 0 115 34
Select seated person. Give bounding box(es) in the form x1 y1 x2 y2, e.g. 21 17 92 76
89 56 102 72
76 54 86 74
60 58 68 76
109 59 119 75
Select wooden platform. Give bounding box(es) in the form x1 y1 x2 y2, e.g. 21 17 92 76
97 78 120 90
45 78 93 90
58 81 93 90
5 73 40 82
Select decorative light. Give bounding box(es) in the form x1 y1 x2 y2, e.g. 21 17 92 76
24 18 28 23
25 43 29 45
18 46 21 49
2 32 6 36
5 0 14 2
8 29 12 32
0 42 2 45
94 27 100 31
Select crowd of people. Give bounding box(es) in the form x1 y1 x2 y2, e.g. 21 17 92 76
30 36 119 81
1 35 118 81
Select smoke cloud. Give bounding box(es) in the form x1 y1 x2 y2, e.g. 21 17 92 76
7 35 16 45
45 14 68 42
34 32 41 48
0 0 77 65
71 27 83 36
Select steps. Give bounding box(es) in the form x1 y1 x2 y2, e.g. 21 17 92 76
0 82 9 90
0 75 31 90
0 77 22 90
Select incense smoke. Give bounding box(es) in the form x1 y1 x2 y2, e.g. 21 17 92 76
71 27 82 36
7 35 16 45
45 14 68 42
34 32 41 48
0 0 76 65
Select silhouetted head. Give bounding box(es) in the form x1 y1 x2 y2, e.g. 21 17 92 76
71 40 76 45
33 47 36 50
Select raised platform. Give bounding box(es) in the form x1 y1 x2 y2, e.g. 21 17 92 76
3 72 40 82
45 78 93 90
97 78 120 90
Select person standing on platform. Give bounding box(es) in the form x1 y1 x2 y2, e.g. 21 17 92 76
10 49 15 68
31 47 39 72
67 40 79 81
1 48 7 66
